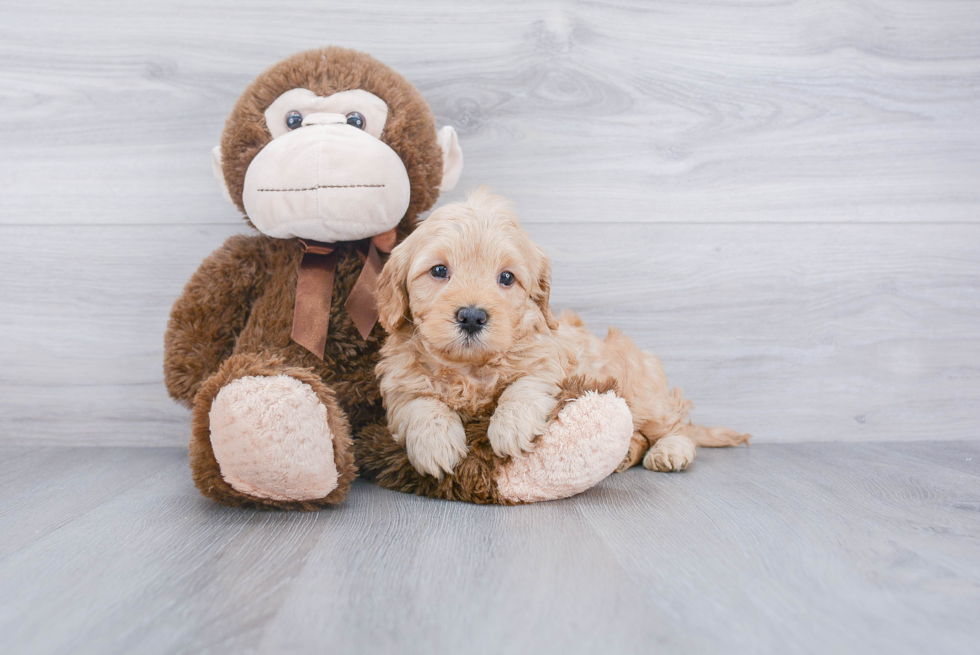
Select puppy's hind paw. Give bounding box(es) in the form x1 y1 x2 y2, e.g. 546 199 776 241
643 435 697 472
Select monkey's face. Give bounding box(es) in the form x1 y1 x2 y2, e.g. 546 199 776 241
239 88 411 243
213 48 463 243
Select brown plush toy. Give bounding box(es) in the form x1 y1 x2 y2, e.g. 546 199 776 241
164 47 634 510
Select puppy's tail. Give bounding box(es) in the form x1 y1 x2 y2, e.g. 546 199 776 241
687 423 751 448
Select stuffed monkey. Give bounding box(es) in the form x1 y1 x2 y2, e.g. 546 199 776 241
164 47 632 510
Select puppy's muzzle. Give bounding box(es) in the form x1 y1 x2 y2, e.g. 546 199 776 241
456 306 488 336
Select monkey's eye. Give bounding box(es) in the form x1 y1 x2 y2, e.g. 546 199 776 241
346 111 366 130
285 111 303 130
430 265 449 279
498 271 515 287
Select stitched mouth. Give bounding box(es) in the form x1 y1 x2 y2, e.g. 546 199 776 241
257 184 385 192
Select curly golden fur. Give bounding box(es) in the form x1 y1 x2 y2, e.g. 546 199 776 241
376 188 750 479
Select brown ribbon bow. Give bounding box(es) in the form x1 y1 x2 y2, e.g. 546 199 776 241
291 228 397 359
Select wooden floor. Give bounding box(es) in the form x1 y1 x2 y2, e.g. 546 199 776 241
1 442 977 655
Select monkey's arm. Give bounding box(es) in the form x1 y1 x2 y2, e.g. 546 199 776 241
356 376 634 505
163 234 268 407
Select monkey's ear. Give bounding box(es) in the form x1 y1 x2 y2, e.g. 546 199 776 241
377 243 412 332
437 126 463 192
211 146 234 204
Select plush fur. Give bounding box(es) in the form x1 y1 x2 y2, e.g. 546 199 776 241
165 47 636 510
166 48 441 510
375 188 750 480
356 376 628 504
494 387 633 503
209 374 339 501
188 351 356 511
219 47 444 244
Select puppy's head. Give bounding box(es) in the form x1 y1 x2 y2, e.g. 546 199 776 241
377 186 558 363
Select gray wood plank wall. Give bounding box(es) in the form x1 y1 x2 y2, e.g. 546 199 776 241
1 0 978 445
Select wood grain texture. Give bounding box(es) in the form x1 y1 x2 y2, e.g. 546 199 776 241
1 0 979 446
0 443 977 654
1 221 977 444
0 446 182 559
0 0 978 226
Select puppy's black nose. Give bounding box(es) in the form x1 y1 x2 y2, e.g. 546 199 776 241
456 306 488 335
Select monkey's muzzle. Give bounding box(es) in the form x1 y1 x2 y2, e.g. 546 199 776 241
242 119 411 243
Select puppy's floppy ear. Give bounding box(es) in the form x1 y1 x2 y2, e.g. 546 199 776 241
377 241 412 332
531 245 559 331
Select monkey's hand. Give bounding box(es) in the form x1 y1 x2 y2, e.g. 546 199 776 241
164 235 267 407
390 397 468 479
488 377 560 459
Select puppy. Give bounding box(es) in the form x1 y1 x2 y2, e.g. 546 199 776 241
376 187 748 479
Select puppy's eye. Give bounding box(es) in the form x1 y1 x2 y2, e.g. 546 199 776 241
430 265 449 279
498 271 515 287
286 111 303 130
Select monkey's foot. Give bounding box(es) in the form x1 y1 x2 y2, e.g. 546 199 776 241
208 374 339 501
494 390 633 503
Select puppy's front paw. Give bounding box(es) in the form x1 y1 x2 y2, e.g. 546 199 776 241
643 435 697 472
488 396 558 459
404 413 468 479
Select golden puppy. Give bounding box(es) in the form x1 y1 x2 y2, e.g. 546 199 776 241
376 187 748 479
